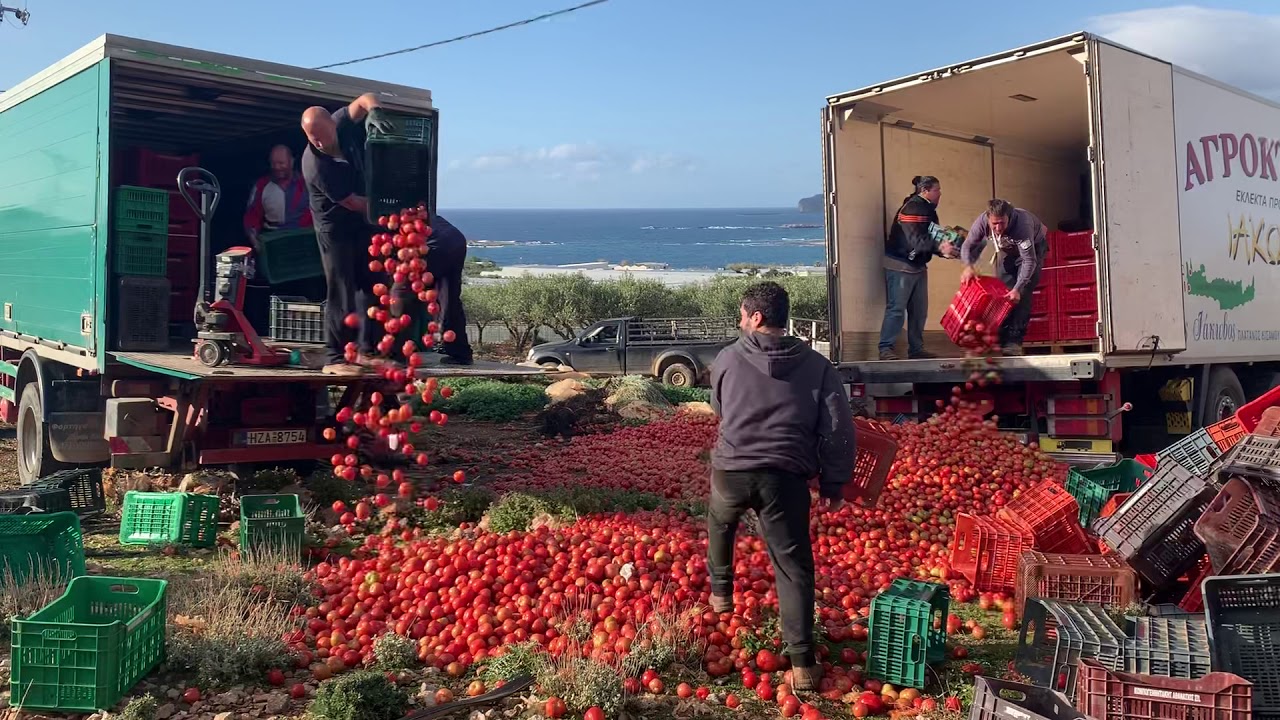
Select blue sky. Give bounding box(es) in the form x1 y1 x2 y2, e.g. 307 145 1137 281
2 1 1277 208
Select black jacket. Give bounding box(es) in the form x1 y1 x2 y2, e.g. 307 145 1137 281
886 194 939 269
710 332 856 499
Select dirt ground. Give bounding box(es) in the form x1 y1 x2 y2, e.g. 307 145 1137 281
0 421 17 490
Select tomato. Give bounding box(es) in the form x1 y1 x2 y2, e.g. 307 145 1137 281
434 688 454 704
544 697 567 718
181 688 201 704
466 680 486 697
266 668 285 686
289 683 307 699
724 693 741 709
646 678 664 694
676 683 693 699
583 708 606 720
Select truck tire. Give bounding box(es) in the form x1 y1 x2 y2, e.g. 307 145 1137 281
661 362 696 388
1204 366 1246 424
16 383 70 485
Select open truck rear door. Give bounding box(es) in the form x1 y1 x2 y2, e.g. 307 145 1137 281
1088 39 1186 355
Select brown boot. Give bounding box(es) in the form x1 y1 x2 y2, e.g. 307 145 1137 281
710 593 733 614
791 664 823 692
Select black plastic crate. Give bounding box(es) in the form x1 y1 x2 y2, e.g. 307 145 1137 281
29 468 106 516
1093 462 1217 585
1123 615 1212 679
365 112 436 224
269 295 325 344
115 276 171 351
0 486 71 515
1203 573 1280 719
968 676 1086 720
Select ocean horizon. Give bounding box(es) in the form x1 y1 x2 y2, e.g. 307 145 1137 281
439 207 827 270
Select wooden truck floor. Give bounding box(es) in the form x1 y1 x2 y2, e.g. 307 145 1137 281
111 350 557 382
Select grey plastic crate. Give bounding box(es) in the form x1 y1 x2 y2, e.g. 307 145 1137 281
269 295 325 344
1203 573 1280 719
1158 428 1222 476
968 676 1087 720
1123 615 1212 679
1015 599 1127 698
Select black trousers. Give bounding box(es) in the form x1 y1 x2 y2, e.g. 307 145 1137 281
997 253 1041 347
706 467 816 666
428 235 472 362
316 224 380 364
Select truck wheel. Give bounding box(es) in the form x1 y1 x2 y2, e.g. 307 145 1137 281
662 363 696 388
1204 367 1246 424
16 383 69 485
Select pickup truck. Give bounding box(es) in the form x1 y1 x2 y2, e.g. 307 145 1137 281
526 317 738 387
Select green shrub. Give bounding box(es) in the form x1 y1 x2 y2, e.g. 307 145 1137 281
416 380 547 422
659 385 711 404
485 487 664 533
309 670 409 720
120 695 158 720
410 486 495 534
372 632 418 670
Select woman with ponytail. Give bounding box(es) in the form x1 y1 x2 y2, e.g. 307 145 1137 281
878 175 955 360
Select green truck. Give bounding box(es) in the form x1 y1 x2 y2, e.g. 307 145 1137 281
0 35 487 483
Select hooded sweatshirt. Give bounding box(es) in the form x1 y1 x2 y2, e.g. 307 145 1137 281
710 332 856 499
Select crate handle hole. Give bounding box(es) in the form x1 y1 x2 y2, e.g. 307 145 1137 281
997 689 1027 702
42 629 78 641
109 584 141 594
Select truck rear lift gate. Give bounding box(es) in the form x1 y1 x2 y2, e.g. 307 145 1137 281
110 352 556 382
837 354 1104 385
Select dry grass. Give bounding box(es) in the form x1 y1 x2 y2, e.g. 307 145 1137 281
164 548 308 688
0 562 70 641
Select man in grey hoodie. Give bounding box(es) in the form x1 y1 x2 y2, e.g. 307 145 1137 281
707 281 856 691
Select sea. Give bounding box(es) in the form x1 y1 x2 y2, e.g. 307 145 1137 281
438 208 827 270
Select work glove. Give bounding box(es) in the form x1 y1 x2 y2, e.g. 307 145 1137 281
365 107 396 137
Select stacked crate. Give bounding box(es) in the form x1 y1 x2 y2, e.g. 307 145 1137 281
1024 229 1100 345
112 186 171 351
119 148 201 337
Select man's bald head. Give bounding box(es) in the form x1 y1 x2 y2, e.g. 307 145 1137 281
302 106 339 156
269 144 294 181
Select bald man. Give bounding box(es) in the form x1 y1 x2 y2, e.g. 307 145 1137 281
300 94 396 375
244 144 312 248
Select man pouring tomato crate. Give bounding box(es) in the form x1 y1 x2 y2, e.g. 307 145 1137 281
959 199 1049 356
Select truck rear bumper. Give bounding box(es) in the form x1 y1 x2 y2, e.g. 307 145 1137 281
837 353 1103 384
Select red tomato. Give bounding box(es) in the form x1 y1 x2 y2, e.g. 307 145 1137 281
181 688 201 704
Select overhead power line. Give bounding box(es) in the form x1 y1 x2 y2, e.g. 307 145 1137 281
315 0 610 70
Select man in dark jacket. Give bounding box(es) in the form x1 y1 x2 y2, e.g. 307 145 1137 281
960 199 1048 356
708 281 856 691
879 175 957 360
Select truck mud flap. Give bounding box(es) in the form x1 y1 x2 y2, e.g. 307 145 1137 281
47 411 110 464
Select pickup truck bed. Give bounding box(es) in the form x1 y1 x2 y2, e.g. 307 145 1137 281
113 351 556 383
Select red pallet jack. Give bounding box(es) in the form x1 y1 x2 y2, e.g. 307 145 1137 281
179 167 290 368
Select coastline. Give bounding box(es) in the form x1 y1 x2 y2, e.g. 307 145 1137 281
473 263 826 287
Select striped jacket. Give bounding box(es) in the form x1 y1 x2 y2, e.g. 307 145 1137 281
886 194 940 269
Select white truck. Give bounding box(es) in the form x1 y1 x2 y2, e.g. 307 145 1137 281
822 32 1280 457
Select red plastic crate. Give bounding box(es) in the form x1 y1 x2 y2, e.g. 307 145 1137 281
1178 558 1213 613
1075 659 1253 720
1055 260 1097 286
1001 480 1090 554
1048 395 1109 415
1015 551 1138 618
1025 313 1056 343
950 513 1036 592
1135 454 1158 470
1057 282 1099 314
848 418 897 505
125 148 201 189
1053 230 1095 262
1194 476 1280 575
1047 417 1110 438
1057 311 1098 341
1032 268 1059 314
1207 416 1248 453
1237 385 1280 433
1098 492 1131 521
940 277 1015 347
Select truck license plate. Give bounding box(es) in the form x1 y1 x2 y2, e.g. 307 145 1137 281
236 429 309 446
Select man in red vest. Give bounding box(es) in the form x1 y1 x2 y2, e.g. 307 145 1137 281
243 144 313 248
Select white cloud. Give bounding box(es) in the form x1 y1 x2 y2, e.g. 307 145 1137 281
1091 6 1280 99
450 143 695 182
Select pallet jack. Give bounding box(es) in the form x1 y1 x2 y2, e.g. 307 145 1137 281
178 167 290 368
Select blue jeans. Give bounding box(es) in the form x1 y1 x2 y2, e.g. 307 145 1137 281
878 268 928 356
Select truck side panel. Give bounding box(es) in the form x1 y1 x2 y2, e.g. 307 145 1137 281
1173 69 1280 363
0 63 103 354
1091 41 1185 354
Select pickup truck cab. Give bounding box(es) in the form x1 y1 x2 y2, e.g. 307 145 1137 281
527 317 737 387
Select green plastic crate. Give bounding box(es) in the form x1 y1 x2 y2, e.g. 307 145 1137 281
113 186 169 233
10 575 167 712
257 228 323 284
111 230 168 276
1066 460 1151 527
119 492 219 548
239 493 305 554
0 512 85 586
867 578 950 689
